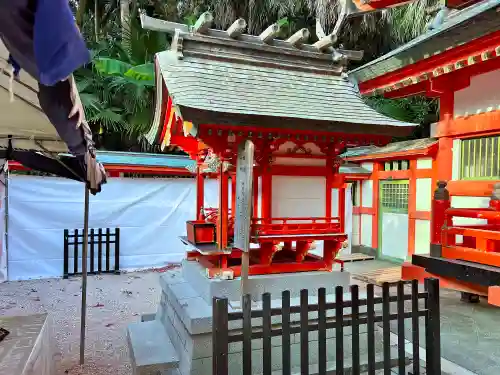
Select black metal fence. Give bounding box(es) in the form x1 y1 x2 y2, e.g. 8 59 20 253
63 228 120 278
213 278 441 375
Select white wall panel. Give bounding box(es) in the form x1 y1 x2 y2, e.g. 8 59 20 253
416 178 432 211
271 176 326 218
452 139 461 181
414 219 431 255
451 196 490 226
362 180 373 208
454 69 500 117
352 214 360 246
416 158 432 169
360 214 372 247
361 162 374 172
331 188 339 217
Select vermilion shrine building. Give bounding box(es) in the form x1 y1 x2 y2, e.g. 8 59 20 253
349 0 500 302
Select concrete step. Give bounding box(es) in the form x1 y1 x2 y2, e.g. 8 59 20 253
127 320 179 375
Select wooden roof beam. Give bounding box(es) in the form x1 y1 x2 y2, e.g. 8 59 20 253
140 13 363 61
227 18 247 38
193 12 213 34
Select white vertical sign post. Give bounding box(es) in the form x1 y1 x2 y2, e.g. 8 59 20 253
234 140 254 299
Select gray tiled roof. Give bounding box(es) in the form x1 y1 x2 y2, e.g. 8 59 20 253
341 138 437 158
157 50 414 128
339 163 372 174
350 0 500 83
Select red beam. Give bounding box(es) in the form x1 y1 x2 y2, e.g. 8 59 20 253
359 30 500 94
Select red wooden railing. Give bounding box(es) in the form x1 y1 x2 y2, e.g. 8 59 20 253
251 217 342 237
432 182 500 266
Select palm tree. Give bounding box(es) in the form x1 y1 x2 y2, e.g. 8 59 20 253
75 2 169 151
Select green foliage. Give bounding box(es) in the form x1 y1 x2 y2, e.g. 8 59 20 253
365 95 438 125
75 0 441 151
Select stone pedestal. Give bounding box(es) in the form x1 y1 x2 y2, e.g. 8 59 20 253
129 260 401 375
0 314 53 375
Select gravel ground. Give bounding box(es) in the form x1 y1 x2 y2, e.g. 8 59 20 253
0 270 171 375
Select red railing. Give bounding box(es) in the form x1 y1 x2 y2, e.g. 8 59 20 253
251 217 342 237
432 182 500 265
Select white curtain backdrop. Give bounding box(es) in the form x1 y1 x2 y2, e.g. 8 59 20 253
0 161 6 282
7 175 220 280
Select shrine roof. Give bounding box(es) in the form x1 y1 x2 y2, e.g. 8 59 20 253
341 138 438 160
350 0 500 84
143 12 415 138
156 51 413 129
339 163 372 175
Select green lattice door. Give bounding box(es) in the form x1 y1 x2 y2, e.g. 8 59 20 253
379 180 409 261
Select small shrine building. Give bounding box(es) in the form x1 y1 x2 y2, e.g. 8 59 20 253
141 11 414 278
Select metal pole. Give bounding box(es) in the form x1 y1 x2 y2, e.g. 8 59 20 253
80 187 90 365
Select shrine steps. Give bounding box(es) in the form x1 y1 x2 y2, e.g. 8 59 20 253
127 320 180 375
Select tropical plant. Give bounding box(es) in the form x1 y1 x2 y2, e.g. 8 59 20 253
75 3 169 151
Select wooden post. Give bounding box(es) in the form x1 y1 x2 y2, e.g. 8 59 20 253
231 174 237 217
325 158 333 218
339 186 346 233
253 171 259 218
261 164 272 220
80 187 90 365
487 183 500 252
430 181 450 257
196 157 205 220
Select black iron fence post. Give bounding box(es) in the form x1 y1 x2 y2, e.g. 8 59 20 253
212 297 229 375
63 229 69 279
211 278 442 375
425 278 441 375
63 227 120 277
114 227 121 274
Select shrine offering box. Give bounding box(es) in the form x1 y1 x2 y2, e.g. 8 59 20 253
186 221 216 244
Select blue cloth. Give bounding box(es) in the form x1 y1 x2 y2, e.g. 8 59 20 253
33 0 91 86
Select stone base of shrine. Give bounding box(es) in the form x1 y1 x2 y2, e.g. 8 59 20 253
124 261 402 375
0 314 53 375
181 259 351 304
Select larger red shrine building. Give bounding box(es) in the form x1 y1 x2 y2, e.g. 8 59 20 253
347 0 500 264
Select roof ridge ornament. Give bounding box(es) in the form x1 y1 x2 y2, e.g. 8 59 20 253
259 23 280 44
227 18 247 38
193 12 213 34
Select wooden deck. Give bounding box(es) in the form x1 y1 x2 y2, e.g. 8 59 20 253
352 266 402 286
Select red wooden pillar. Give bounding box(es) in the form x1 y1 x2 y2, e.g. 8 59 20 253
231 173 236 216
196 157 205 220
261 163 272 219
325 158 333 217
339 186 346 233
430 181 450 257
253 169 259 218
487 183 500 252
218 162 229 250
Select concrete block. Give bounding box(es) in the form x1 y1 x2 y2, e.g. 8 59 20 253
127 320 179 375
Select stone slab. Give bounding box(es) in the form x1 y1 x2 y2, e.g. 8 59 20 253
160 270 366 336
127 320 179 375
0 314 53 375
181 259 351 304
